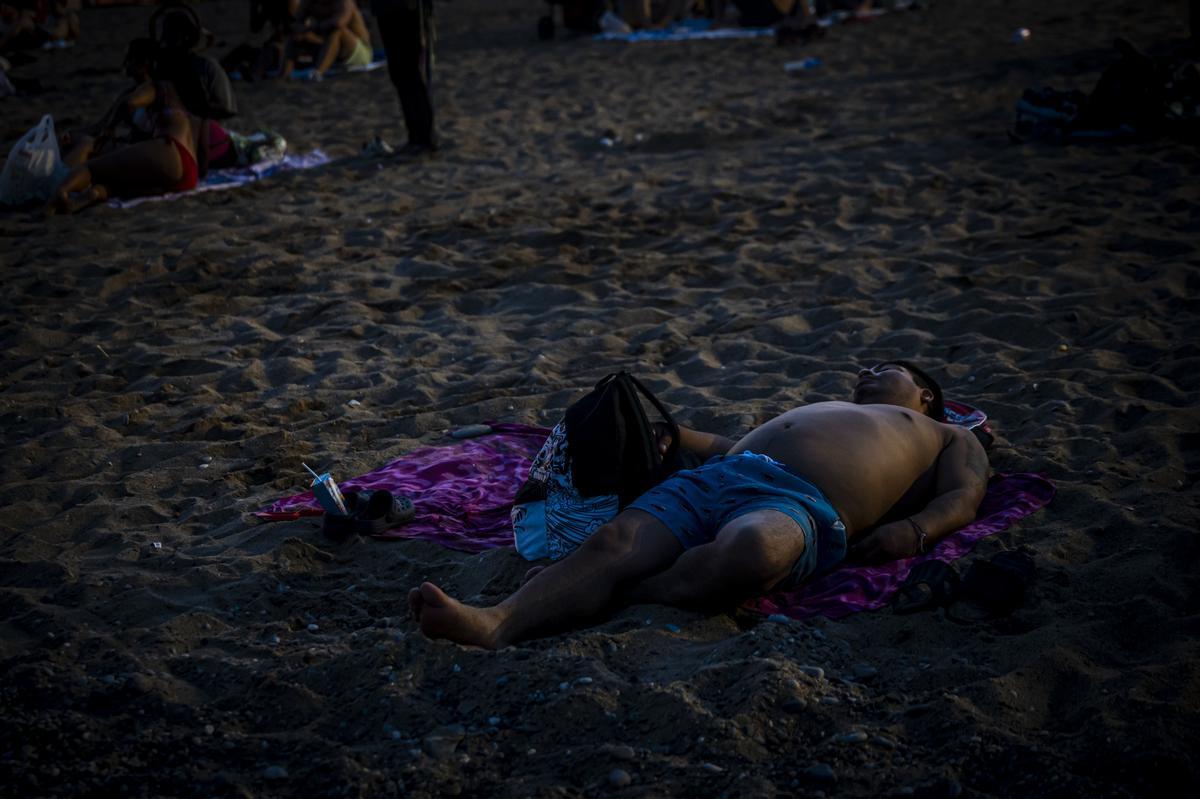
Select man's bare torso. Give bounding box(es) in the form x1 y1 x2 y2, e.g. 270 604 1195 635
730 401 954 536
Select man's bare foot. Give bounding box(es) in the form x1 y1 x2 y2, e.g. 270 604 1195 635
408 582 504 649
44 189 69 215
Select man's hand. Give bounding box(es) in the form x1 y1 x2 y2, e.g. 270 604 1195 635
847 520 919 564
650 421 673 459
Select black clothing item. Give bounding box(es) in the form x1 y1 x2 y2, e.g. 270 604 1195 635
563 372 700 509
374 0 435 148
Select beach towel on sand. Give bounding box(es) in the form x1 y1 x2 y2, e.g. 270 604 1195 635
106 149 331 208
255 423 552 553
254 407 1052 618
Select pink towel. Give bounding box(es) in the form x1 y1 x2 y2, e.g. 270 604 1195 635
254 407 1053 619
745 471 1055 620
254 423 551 553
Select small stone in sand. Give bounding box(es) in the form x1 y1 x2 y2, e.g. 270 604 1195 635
782 698 807 714
798 666 824 679
702 762 724 773
804 763 836 782
608 745 635 760
834 731 868 744
262 765 288 780
422 724 466 759
307 623 319 632
608 769 632 788
852 663 878 681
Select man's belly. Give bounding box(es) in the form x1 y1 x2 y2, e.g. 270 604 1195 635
728 404 944 534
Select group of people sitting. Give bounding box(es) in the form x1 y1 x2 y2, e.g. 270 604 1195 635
25 0 419 211
595 0 876 32
0 0 79 54
47 4 238 213
223 0 376 82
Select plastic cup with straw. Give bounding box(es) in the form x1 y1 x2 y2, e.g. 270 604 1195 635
304 463 348 516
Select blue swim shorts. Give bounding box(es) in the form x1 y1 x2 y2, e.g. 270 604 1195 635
628 451 848 588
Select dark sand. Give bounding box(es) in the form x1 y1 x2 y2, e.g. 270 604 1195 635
1 0 1198 796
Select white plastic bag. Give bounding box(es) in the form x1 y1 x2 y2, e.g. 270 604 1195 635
0 114 68 206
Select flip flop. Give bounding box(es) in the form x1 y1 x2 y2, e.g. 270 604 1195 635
947 551 1036 623
892 560 960 615
322 490 415 541
354 489 415 535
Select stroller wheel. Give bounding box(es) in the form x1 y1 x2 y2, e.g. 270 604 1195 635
537 15 555 40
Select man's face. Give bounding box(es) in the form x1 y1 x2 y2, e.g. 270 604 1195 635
852 363 928 413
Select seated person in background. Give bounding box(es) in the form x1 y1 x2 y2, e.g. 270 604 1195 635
153 6 238 122
62 38 237 171
220 0 300 80
710 0 801 28
48 81 203 213
618 0 690 30
40 0 80 48
410 362 989 649
60 38 159 165
280 0 371 80
0 0 41 52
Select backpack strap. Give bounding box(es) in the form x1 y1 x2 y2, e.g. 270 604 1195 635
623 373 681 465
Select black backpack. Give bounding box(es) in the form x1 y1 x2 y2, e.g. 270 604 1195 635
564 372 699 508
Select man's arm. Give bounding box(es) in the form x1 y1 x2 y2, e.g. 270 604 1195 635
317 0 353 31
910 427 990 544
848 427 989 563
654 424 736 461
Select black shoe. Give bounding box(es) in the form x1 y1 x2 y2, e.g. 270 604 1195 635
323 490 415 541
396 140 439 159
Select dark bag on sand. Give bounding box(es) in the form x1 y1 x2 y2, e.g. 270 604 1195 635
511 372 701 561
565 371 692 507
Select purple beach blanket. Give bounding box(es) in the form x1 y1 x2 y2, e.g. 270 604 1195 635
254 423 552 553
255 413 1053 618
745 471 1055 620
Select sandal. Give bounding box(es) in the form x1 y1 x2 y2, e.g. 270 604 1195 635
323 490 415 541
947 551 1036 623
893 559 960 615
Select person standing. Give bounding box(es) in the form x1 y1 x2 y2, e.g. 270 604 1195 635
372 0 436 154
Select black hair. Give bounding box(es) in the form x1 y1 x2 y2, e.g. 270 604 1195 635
885 360 945 421
125 37 158 65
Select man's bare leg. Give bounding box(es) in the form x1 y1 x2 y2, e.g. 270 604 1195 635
410 510 682 648
627 510 807 611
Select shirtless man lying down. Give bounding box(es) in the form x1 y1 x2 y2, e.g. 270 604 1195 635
410 361 989 649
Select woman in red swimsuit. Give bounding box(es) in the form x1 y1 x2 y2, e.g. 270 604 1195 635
47 81 201 214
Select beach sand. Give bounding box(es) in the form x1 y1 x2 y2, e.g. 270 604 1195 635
1 0 1198 795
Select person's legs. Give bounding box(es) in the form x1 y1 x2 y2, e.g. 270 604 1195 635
627 509 809 611
313 28 357 76
376 6 435 148
85 137 183 197
46 164 98 213
280 31 320 79
410 509 682 648
61 132 97 167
